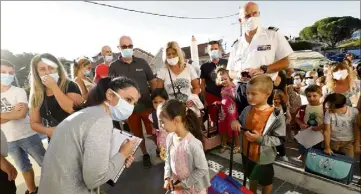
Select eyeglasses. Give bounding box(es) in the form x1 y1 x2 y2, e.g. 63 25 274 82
118 44 133 49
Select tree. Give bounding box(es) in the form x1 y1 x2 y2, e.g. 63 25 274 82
299 16 361 48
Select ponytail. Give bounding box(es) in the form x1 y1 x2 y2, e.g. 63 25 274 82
184 109 203 142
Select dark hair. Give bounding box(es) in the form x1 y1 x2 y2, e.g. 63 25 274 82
208 40 220 47
304 84 322 95
0 59 15 69
293 73 303 81
161 99 203 142
151 88 169 101
356 62 361 79
75 76 139 110
323 93 346 109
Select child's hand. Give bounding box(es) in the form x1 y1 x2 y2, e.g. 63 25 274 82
324 148 333 155
186 100 194 108
212 101 221 106
163 178 173 190
300 123 309 130
245 130 261 142
231 120 241 131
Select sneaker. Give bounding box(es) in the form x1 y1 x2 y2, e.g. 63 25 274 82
25 187 38 194
143 153 152 168
280 156 289 162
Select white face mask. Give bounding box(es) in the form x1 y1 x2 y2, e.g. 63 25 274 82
242 17 260 33
305 79 315 86
104 55 113 62
333 70 349 80
293 79 301 85
41 73 59 83
166 57 179 66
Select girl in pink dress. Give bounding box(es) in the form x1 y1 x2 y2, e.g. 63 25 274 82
214 67 240 153
160 100 210 194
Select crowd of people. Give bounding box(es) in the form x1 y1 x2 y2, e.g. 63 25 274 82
1 1 361 194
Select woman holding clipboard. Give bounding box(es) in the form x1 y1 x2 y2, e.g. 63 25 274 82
38 77 140 194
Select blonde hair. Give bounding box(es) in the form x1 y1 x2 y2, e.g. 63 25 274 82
215 66 230 86
164 41 185 70
29 53 70 110
71 57 91 80
326 62 356 92
247 75 274 94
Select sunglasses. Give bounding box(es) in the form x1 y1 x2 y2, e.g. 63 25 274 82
118 45 134 49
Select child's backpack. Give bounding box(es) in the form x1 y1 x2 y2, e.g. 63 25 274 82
305 148 355 185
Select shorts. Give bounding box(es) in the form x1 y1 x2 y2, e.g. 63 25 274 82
330 140 354 158
242 155 274 186
8 134 46 172
298 142 322 156
0 170 16 194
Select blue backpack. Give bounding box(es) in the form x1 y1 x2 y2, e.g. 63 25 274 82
305 148 355 185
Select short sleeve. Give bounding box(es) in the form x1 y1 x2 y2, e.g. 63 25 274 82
226 47 236 71
67 81 81 95
16 87 28 104
275 31 293 61
157 68 167 81
189 65 199 80
142 60 155 81
324 111 331 125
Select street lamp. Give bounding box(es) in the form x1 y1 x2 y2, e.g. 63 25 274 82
15 66 26 87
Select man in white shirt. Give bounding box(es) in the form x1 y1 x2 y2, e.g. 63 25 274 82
0 59 46 194
227 1 293 112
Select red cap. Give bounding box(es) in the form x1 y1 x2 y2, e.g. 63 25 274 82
94 64 109 83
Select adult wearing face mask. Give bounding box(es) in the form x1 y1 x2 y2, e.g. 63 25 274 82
72 57 95 101
29 53 83 140
94 46 114 83
200 40 228 125
323 62 360 107
301 71 318 94
109 36 157 168
227 1 293 114
38 77 140 194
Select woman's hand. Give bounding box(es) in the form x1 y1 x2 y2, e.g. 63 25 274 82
119 139 137 158
125 156 135 168
42 75 58 90
163 178 173 191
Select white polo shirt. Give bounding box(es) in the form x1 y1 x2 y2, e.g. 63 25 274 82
227 26 293 81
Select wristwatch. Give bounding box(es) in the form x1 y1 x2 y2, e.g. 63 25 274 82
260 65 268 74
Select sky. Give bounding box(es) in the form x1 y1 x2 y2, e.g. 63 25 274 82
1 1 360 60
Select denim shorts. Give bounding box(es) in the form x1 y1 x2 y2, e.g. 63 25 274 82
8 134 46 172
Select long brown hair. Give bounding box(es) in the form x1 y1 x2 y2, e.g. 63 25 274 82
160 99 202 142
71 57 91 80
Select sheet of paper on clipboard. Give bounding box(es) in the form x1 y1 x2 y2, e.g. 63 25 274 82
107 128 142 186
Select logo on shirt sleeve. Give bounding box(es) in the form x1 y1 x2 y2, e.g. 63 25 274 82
257 45 271 51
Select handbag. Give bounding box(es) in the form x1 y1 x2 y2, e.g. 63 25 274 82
167 68 180 101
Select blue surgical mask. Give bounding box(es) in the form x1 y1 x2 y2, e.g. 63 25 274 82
84 70 91 77
0 73 14 86
209 50 220 59
121 49 133 58
106 91 134 121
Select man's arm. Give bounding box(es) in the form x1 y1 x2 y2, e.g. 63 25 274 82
0 102 27 120
266 57 290 74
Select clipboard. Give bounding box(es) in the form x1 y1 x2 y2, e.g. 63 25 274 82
106 128 142 186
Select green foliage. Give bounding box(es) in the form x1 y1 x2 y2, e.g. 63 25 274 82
299 16 361 48
289 41 314 51
338 38 361 48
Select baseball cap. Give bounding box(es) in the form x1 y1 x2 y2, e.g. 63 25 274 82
94 64 109 82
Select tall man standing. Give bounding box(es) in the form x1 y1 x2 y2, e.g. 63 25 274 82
227 1 293 113
109 36 157 168
200 40 228 126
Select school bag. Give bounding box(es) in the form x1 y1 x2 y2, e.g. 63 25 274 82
305 148 355 185
208 131 253 194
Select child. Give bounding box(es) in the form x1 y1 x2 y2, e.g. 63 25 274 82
214 67 240 153
295 85 324 164
161 99 210 194
149 88 169 160
286 73 303 140
316 76 326 88
273 89 291 161
232 75 286 194
323 93 360 158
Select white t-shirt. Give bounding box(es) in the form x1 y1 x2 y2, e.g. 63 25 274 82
157 66 199 103
324 106 359 142
1 86 36 142
227 27 293 81
296 104 324 126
